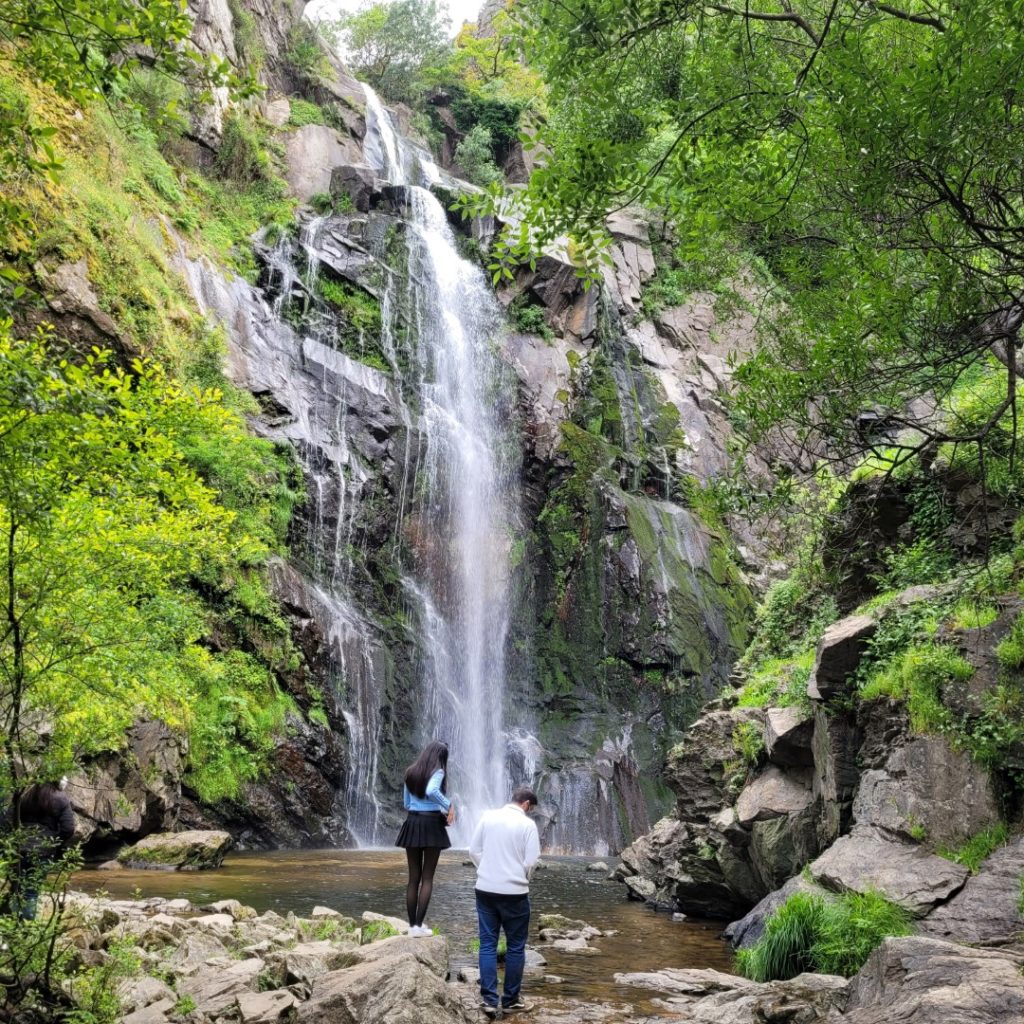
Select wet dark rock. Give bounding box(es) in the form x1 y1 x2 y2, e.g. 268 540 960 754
811 703 862 846
69 720 183 852
331 163 379 213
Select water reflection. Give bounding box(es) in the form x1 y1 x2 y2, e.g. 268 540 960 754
76 850 733 1010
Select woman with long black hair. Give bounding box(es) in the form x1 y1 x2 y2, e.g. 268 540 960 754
395 740 454 936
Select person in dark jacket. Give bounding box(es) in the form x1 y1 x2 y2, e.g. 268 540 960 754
13 778 76 920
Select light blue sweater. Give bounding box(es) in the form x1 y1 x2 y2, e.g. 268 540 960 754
403 768 451 812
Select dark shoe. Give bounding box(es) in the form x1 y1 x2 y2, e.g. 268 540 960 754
481 1002 501 1019
503 1000 533 1013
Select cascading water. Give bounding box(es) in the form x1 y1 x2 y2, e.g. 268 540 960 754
362 85 518 842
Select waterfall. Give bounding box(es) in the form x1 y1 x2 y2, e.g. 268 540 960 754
363 86 516 842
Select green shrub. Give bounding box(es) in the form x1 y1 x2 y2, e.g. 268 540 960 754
952 601 999 630
810 891 912 978
938 823 1009 874
732 721 765 766
216 114 273 184
735 892 822 981
736 649 815 709
454 124 502 186
996 611 1024 669
737 889 911 982
510 299 552 339
286 22 332 86
1018 874 1024 916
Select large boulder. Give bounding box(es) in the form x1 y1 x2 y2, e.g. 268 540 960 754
809 829 968 917
295 935 468 1024
808 614 877 702
844 936 1024 1024
117 830 233 870
919 835 1024 945
285 126 364 201
736 767 813 826
69 720 184 849
852 735 1000 845
177 957 264 1016
764 706 815 767
330 163 379 214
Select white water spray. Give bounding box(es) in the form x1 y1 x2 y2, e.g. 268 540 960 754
364 85 515 842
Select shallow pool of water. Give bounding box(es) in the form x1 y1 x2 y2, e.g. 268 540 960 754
76 850 733 1015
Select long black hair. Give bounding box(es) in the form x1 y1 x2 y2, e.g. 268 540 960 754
404 741 449 798
19 782 64 823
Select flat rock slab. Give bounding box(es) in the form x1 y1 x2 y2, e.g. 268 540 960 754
810 829 968 916
178 957 264 1015
845 936 1024 1023
919 836 1024 944
121 997 175 1024
236 989 301 1024
657 972 847 1022
614 967 754 996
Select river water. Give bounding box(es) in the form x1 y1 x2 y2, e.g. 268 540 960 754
76 850 732 1015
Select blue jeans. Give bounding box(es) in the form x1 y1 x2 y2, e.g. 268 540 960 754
476 889 530 1008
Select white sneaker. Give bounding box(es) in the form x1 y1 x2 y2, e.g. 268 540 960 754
415 925 432 937
407 925 422 936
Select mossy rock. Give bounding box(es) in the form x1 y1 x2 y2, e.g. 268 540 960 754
116 830 233 871
360 919 400 944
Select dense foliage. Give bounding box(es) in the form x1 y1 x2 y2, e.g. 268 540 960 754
472 0 1024 484
0 325 299 799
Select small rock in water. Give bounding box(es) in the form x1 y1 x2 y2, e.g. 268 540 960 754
586 861 609 872
544 975 564 984
672 912 687 922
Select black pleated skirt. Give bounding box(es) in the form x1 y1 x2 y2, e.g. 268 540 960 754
395 810 451 849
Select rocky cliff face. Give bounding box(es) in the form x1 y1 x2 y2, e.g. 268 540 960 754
615 584 1018 948
50 0 765 856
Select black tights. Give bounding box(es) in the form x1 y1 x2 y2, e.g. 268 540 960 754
405 846 441 927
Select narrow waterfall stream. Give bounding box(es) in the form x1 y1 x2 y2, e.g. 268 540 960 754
361 87 517 842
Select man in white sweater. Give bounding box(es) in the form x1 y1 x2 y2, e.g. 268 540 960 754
468 786 541 1017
